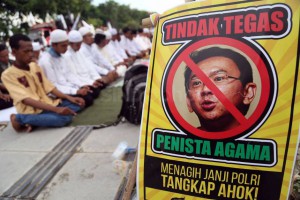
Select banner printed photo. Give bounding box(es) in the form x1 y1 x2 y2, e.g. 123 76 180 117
138 1 300 200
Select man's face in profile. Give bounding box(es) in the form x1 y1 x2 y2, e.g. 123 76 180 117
0 49 9 64
13 41 33 65
186 56 256 131
83 33 94 45
52 41 69 54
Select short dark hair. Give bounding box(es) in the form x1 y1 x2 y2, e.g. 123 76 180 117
122 27 131 34
0 43 7 52
94 33 106 45
184 47 253 94
138 28 143 33
131 29 137 35
9 34 31 50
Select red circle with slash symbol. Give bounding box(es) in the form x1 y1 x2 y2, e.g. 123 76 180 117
162 37 276 139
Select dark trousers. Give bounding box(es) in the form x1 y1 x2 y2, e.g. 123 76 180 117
73 93 94 108
0 99 13 110
89 86 102 99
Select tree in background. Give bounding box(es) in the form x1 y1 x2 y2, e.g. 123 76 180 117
95 1 148 29
0 0 29 40
0 0 150 40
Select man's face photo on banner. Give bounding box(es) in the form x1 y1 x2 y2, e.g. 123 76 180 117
184 47 257 132
166 38 270 139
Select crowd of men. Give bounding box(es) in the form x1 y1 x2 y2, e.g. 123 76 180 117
0 26 152 132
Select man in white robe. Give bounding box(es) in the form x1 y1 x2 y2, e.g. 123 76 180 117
136 28 151 52
110 28 134 66
79 27 109 73
110 28 128 60
39 29 94 107
119 27 142 57
94 31 127 72
64 30 105 98
79 26 119 82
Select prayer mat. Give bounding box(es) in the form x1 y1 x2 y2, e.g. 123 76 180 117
70 86 123 126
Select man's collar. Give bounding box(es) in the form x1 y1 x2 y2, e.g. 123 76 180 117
12 61 30 71
49 47 61 58
82 43 91 48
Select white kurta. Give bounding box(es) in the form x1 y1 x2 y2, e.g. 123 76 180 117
64 47 101 85
98 43 124 66
91 44 115 71
78 43 94 62
80 43 110 75
141 35 152 49
119 35 141 56
134 35 150 51
38 49 84 95
111 40 128 59
132 36 145 52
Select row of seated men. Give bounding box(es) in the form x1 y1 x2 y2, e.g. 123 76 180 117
0 27 152 132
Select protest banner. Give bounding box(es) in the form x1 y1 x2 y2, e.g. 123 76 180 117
138 0 300 199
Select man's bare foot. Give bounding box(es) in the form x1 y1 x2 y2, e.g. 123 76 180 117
10 114 33 133
10 114 23 132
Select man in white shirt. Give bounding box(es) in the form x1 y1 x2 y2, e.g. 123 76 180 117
90 32 115 72
131 29 147 53
120 27 144 59
136 28 151 52
110 28 128 59
110 28 135 66
39 29 94 107
79 26 118 82
104 30 126 66
64 30 104 98
94 32 127 70
141 28 153 50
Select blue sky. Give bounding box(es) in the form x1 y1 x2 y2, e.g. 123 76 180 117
92 0 185 13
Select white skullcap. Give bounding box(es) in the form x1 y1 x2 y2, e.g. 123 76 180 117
68 30 83 43
143 28 150 33
110 28 117 35
32 42 42 51
50 29 68 43
104 30 112 40
79 26 91 36
95 28 104 34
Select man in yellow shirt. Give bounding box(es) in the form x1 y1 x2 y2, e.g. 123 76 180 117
1 34 85 132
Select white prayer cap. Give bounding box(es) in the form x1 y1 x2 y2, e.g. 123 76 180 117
110 28 117 35
143 28 150 34
95 28 104 34
32 42 42 51
68 30 83 43
79 26 91 36
104 30 112 40
50 29 68 43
